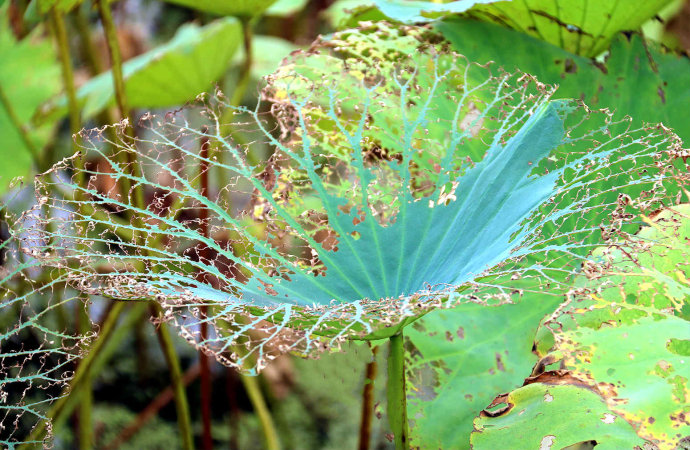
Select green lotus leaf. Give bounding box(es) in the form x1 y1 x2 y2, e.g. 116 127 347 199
265 0 309 17
437 18 690 145
0 12 60 194
529 299 690 449
405 299 562 449
37 17 241 122
160 0 277 17
470 381 648 449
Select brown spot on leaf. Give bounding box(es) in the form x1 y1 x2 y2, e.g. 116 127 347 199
495 352 506 372
480 393 513 417
457 327 464 339
564 58 577 74
524 370 601 395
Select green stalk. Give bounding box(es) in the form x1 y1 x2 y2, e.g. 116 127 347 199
95 0 129 120
51 10 91 447
50 303 149 434
239 372 281 450
227 319 281 450
73 4 104 76
76 302 92 450
358 344 379 450
95 0 143 213
229 17 254 108
149 303 195 450
387 332 409 450
0 84 41 166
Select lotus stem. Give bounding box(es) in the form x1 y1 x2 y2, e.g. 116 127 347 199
198 131 214 450
96 0 128 120
76 302 92 450
359 344 379 450
229 17 254 108
239 371 282 450
149 303 195 450
387 332 409 450
0 84 40 166
96 0 144 213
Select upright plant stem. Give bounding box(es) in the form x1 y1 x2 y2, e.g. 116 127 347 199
149 303 195 450
76 303 92 450
96 0 129 120
359 344 379 450
51 9 92 449
73 4 104 75
229 18 254 108
50 8 80 141
239 373 281 450
0 84 41 165
198 131 214 450
96 0 143 210
387 332 409 450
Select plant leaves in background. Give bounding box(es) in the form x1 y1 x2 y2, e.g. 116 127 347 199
265 0 309 17
465 0 675 57
526 303 690 448
37 17 241 122
437 18 690 143
405 298 562 449
230 35 297 80
470 381 648 449
472 209 690 449
0 11 60 194
159 0 277 18
31 0 81 14
328 0 674 57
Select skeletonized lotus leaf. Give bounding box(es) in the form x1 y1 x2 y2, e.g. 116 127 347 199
580 205 690 319
36 17 241 123
0 221 91 447
20 33 685 372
